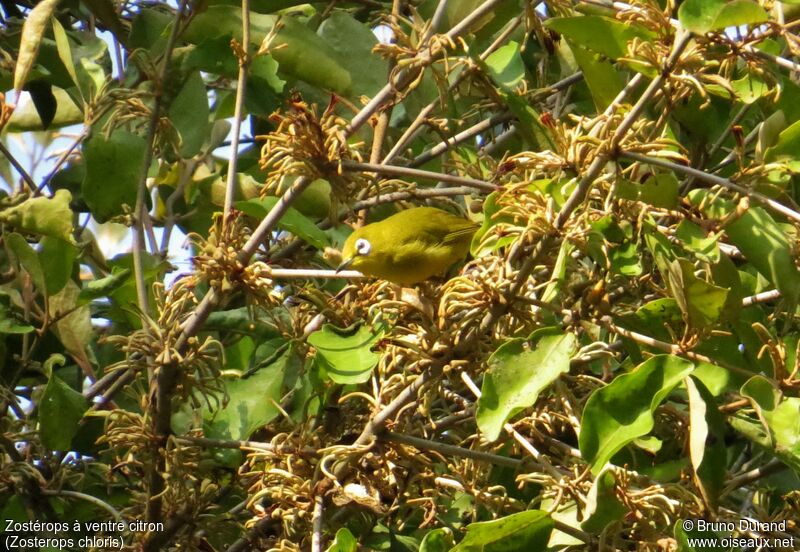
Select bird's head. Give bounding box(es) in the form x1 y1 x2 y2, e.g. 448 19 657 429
337 228 374 272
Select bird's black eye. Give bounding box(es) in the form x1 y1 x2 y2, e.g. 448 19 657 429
355 238 371 256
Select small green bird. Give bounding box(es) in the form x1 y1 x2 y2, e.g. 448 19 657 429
338 207 479 285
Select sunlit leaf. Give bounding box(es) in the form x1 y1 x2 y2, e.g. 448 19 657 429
14 0 61 94
678 0 768 34
544 16 654 60
477 330 576 442
450 510 553 552
308 324 382 385
580 355 694 474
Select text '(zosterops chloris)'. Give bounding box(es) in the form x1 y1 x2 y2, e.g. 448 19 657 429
338 207 478 285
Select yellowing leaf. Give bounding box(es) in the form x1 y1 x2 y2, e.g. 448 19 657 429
14 0 61 94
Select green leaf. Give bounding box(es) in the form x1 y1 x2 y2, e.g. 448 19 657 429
14 0 61 94
51 17 81 97
450 510 553 552
308 324 382 385
678 0 768 34
0 298 34 335
666 258 729 330
5 232 46 293
471 192 517 257
78 267 132 304
49 280 92 365
317 12 389 98
184 7 351 94
569 43 624 111
0 189 74 242
615 173 678 209
731 71 769 104
609 241 643 277
236 197 330 249
675 220 720 263
419 528 453 552
168 71 210 158
325 528 357 552
689 190 800 303
544 16 655 60
579 355 694 474
82 129 147 223
6 87 83 132
581 469 627 533
740 376 800 471
39 237 77 296
268 176 331 219
477 330 577 442
498 91 555 150
129 8 172 51
764 118 800 170
203 347 297 440
40 372 89 451
686 376 727 508
485 42 525 90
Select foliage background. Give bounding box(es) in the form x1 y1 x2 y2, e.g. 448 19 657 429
1 0 800 550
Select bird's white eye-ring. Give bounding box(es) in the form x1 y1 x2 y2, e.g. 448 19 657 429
355 238 371 256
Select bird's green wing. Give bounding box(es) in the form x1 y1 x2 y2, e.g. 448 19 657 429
410 210 478 246
441 222 479 245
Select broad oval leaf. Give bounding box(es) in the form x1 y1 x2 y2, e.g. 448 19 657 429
450 510 553 552
14 0 61 94
678 0 768 34
544 16 655 60
40 372 89 451
579 354 694 474
308 324 382 385
184 7 351 94
82 129 147 223
477 330 577 442
764 118 800 171
168 71 210 158
484 42 525 90
0 190 74 243
201 346 297 440
40 236 78 296
691 190 800 303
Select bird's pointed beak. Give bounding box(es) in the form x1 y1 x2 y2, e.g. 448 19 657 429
336 258 354 273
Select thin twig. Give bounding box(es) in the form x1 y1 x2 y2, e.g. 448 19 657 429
266 268 363 279
340 160 499 191
620 150 800 224
380 431 526 469
742 289 782 307
41 489 122 520
222 0 251 223
311 495 324 552
0 141 37 193
410 111 514 168
600 316 755 378
141 0 189 532
346 0 508 136
176 435 317 455
721 459 788 497
38 129 89 196
460 372 565 478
